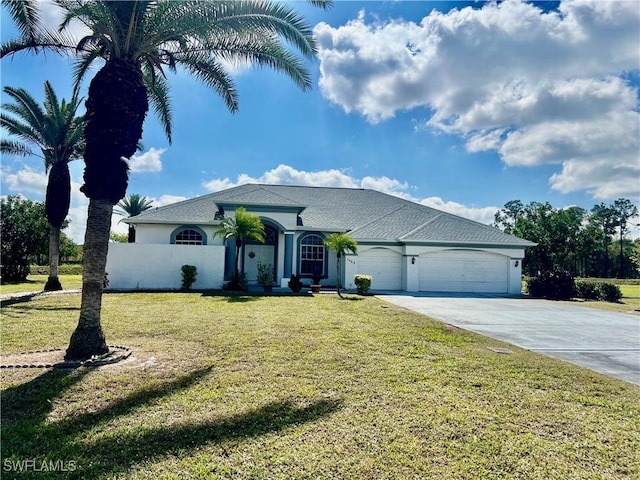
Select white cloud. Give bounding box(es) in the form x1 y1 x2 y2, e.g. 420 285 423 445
314 0 640 200
2 166 47 194
203 164 497 224
154 194 188 207
128 148 164 173
420 197 499 226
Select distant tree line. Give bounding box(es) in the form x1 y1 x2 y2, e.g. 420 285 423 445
494 198 639 278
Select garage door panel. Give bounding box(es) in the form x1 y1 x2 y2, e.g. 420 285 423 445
358 248 402 291
420 250 507 293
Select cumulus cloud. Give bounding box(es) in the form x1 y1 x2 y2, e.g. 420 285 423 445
203 164 496 224
2 166 47 194
420 197 499 226
314 0 640 200
128 148 164 173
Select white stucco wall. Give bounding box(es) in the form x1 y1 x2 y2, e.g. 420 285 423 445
106 243 225 290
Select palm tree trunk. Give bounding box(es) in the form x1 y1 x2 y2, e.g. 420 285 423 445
44 224 62 291
235 238 242 282
44 161 71 291
65 58 147 361
65 198 111 360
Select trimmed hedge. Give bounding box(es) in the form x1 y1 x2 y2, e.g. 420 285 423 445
595 282 622 303
526 270 575 300
529 272 622 303
574 280 600 300
30 264 83 275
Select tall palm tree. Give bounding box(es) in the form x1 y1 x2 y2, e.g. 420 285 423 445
324 232 358 299
1 81 84 291
214 207 265 289
115 193 153 242
2 0 330 360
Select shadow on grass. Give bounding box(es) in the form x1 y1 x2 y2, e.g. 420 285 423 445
3 303 80 312
1 366 342 479
0 292 43 307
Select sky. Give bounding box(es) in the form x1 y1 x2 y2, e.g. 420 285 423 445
1 0 639 244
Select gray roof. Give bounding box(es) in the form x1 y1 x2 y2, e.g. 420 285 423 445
130 184 534 247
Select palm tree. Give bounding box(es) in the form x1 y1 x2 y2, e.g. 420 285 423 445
1 81 84 291
214 207 265 289
2 0 330 360
324 232 358 299
115 193 153 242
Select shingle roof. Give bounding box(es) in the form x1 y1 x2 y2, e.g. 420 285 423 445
130 184 534 247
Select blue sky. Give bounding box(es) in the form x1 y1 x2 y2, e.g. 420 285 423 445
1 0 639 243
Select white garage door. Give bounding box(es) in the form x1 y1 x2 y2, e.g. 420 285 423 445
419 250 508 293
358 248 402 291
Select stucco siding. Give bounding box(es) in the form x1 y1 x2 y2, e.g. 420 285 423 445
106 243 225 290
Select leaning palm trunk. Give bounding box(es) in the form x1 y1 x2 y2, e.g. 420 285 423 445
65 59 148 361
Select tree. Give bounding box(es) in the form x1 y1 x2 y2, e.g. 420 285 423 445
1 81 84 291
2 0 330 360
612 198 638 278
109 231 128 243
323 232 358 299
115 193 153 242
1 196 50 282
591 203 617 278
214 207 265 289
493 199 524 234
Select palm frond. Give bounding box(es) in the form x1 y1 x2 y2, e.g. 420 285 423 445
143 65 173 143
0 139 35 157
2 0 41 39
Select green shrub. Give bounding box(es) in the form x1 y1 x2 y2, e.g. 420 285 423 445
288 274 303 293
526 270 575 300
575 280 599 300
354 274 372 295
596 282 622 303
181 264 197 290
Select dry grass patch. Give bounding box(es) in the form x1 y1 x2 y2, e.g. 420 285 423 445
1 292 639 479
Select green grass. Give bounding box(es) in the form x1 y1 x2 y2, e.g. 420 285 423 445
0 275 83 294
1 292 639 479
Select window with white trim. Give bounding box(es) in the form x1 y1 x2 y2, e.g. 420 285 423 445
300 234 325 276
175 229 203 245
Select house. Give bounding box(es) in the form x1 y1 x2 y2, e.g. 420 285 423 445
106 184 534 293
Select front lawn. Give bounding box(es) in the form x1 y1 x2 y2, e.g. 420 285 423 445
1 293 639 479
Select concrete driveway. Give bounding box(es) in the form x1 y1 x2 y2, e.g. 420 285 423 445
378 293 640 385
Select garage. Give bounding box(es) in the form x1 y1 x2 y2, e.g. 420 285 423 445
419 249 508 293
358 248 402 290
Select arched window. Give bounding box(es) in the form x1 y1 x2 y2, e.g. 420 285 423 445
299 233 326 278
171 226 207 245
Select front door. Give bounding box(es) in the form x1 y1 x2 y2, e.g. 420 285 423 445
244 224 278 283
244 244 275 283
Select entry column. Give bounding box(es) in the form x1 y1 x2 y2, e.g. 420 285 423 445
283 231 294 278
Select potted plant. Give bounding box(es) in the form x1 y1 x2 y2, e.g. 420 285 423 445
257 262 274 292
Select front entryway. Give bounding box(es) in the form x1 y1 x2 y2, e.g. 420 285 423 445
244 224 278 284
